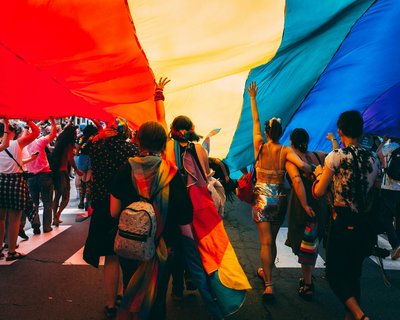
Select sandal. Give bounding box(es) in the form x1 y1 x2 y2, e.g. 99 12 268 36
263 282 275 302
298 282 314 302
6 251 26 261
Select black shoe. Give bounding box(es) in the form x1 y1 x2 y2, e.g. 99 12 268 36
298 282 314 302
3 243 19 249
18 230 29 241
6 251 26 261
185 278 197 291
33 227 41 235
104 306 117 319
78 202 84 209
43 227 53 233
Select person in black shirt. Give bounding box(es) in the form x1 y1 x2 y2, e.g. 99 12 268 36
83 117 138 319
110 121 193 320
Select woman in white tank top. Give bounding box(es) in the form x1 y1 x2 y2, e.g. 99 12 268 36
0 120 39 260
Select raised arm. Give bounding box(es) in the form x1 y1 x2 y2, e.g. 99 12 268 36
0 118 10 152
326 132 340 150
18 120 40 149
47 116 57 143
247 82 264 154
155 77 171 134
286 161 315 217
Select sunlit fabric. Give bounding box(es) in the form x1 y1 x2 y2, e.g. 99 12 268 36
282 0 400 152
0 0 155 123
128 0 286 157
0 0 285 153
363 83 400 138
1 0 399 171
225 0 375 171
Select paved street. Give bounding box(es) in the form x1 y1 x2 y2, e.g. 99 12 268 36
1 191 399 320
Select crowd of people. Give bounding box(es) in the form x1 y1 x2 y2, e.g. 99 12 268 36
0 79 399 320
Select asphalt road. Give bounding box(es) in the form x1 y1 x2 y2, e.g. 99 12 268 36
1 196 399 320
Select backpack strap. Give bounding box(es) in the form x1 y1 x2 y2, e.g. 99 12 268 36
4 148 25 172
254 142 265 168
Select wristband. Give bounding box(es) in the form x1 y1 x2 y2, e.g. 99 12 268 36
154 91 165 101
3 131 9 134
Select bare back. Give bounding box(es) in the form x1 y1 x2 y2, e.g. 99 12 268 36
255 142 286 184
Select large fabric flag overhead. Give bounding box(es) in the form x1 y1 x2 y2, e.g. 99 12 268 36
225 0 377 171
1 0 399 170
0 0 285 140
0 1 155 122
280 0 400 153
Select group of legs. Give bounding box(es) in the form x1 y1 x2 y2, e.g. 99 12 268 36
0 208 23 260
255 209 370 320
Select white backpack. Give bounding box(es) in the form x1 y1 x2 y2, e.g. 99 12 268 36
114 200 157 261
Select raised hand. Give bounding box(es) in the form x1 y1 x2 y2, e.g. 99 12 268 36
247 81 258 98
326 132 336 141
156 77 171 91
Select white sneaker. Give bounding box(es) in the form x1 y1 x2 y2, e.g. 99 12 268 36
391 246 400 260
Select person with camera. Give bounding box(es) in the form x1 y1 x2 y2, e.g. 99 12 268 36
0 119 39 260
24 117 57 234
313 110 380 320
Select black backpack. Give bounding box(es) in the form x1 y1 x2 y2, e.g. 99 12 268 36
386 147 400 181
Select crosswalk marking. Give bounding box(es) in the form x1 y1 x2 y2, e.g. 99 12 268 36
369 235 400 270
63 246 104 266
3 224 399 271
0 226 71 266
60 207 86 215
275 227 325 268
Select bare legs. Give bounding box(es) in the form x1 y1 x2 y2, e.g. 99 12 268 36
53 172 71 225
0 208 6 249
53 189 69 225
104 255 123 309
344 297 369 320
256 221 280 294
301 264 314 285
0 208 22 253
